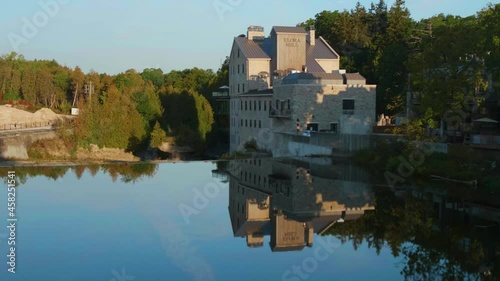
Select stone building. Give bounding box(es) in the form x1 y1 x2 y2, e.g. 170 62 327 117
229 25 377 153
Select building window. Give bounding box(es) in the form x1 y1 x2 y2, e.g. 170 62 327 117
245 120 248 127
306 123 319 132
242 64 245 73
241 119 243 126
287 99 291 110
259 101 261 111
259 120 262 128
343 99 355 115
242 84 245 93
330 123 339 133
245 101 247 110
276 99 279 110
254 101 256 111
264 101 267 111
249 100 252 111
254 120 256 127
240 101 243 110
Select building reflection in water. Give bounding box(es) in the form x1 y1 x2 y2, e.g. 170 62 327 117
222 157 375 252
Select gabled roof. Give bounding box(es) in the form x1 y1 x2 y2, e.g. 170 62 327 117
232 29 339 71
308 37 340 59
234 37 272 59
272 26 307 34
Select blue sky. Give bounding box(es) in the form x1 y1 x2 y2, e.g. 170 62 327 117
0 0 494 75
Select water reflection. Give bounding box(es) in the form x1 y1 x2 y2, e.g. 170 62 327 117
1 158 498 280
222 157 375 252
0 163 158 184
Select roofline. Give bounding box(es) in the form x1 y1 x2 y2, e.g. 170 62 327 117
271 26 307 34
276 83 377 88
247 58 272 61
233 36 271 60
318 36 340 59
236 93 274 97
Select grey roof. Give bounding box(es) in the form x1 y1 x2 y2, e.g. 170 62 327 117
238 89 273 96
344 73 366 81
233 220 269 237
270 245 306 252
234 37 272 59
282 72 344 83
272 26 307 34
306 56 325 72
307 37 339 60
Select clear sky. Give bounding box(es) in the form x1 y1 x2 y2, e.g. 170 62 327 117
0 0 494 75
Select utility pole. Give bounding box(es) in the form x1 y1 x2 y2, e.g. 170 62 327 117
89 81 93 101
72 83 78 107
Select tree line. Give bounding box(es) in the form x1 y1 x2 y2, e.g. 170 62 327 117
300 1 500 124
0 53 229 154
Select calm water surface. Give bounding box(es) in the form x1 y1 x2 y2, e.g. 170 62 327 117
0 158 498 281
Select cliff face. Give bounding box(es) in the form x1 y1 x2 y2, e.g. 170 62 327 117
0 131 57 160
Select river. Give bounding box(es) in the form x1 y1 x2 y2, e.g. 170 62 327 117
0 158 498 281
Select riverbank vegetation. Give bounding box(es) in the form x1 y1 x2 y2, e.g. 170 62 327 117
0 53 229 159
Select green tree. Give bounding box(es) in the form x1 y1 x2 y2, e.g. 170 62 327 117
21 66 37 103
141 68 164 89
150 121 167 148
132 81 164 133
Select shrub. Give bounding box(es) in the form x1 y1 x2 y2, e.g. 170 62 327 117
243 139 259 151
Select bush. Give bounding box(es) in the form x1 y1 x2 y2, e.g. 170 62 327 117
3 92 21 101
243 139 259 151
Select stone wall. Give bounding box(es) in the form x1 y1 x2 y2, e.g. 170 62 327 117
272 84 376 135
0 130 57 160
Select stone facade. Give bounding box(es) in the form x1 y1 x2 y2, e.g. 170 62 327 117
272 84 377 135
228 25 375 153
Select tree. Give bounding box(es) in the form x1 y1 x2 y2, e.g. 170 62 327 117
132 81 164 133
141 68 164 89
21 67 37 103
150 121 167 148
386 0 412 45
408 16 486 124
36 68 55 107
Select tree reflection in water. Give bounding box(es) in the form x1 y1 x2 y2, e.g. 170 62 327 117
324 189 499 281
0 163 158 184
220 157 499 280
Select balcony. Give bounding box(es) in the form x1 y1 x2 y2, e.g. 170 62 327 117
269 107 292 118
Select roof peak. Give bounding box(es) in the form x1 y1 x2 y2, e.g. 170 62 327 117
272 26 307 34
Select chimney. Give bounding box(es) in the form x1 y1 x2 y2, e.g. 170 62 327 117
247 26 265 41
308 25 315 46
